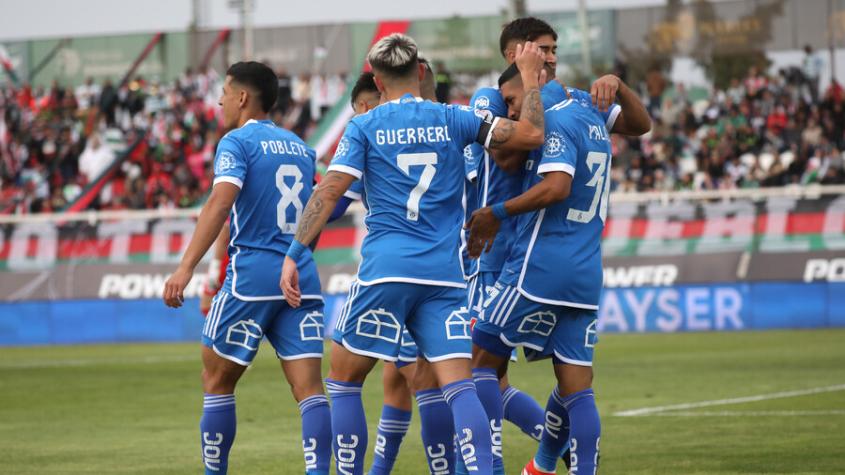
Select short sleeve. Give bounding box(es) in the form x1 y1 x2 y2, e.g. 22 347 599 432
213 135 247 188
470 87 508 119
447 105 486 148
538 113 578 178
345 179 364 200
327 122 367 179
567 87 622 132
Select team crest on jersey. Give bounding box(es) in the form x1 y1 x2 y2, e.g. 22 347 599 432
334 136 350 158
474 96 490 110
543 131 566 158
463 145 474 160
474 108 493 121
216 151 236 174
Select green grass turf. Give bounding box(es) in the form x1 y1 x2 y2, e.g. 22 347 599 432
1 329 844 474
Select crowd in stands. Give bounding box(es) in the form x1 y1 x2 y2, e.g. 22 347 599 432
0 67 346 213
0 45 840 214
609 46 843 192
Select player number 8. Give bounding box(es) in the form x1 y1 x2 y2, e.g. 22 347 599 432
276 164 304 233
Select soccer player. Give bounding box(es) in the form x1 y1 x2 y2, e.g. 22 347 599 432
467 17 652 473
163 61 331 475
280 34 547 474
467 60 650 474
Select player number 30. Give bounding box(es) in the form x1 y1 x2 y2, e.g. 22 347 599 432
567 151 610 224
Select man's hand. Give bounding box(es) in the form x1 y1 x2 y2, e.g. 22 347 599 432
467 207 502 258
280 256 301 308
163 266 193 308
591 74 621 112
514 42 548 88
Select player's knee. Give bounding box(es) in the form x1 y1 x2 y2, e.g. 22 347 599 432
554 363 593 396
288 379 325 402
202 367 237 394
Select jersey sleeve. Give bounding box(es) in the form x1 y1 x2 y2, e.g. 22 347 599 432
463 145 480 182
567 87 621 132
448 104 498 149
327 122 367 179
538 112 579 177
213 135 247 188
467 88 505 177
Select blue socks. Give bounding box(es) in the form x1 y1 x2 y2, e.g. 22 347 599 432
416 389 456 475
502 385 545 441
534 388 597 473
326 379 367 475
200 394 236 475
442 379 493 474
299 394 332 475
562 388 600 474
472 369 505 475
369 405 412 475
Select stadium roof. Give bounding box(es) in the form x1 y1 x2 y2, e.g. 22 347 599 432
0 0 732 42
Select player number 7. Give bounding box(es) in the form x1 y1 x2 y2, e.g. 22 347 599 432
397 152 438 222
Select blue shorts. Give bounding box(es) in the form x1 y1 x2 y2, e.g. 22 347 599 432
467 271 498 320
395 328 419 368
202 291 325 366
333 281 472 362
473 282 598 366
470 272 518 362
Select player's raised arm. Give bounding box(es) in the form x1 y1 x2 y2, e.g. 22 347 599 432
482 42 546 152
590 74 651 136
281 169 356 307
163 182 238 308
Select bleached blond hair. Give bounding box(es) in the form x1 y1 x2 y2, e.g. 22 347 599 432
367 33 419 78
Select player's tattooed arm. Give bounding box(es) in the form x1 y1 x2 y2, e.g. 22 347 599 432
283 170 355 307
294 171 355 246
488 87 544 151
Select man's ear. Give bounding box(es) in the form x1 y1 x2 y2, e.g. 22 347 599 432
238 88 248 109
373 74 386 94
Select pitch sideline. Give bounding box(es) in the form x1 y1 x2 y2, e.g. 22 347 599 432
614 384 845 417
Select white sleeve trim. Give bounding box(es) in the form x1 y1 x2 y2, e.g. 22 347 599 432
213 176 243 189
327 164 363 179
483 116 501 149
343 190 362 200
466 169 478 181
537 162 575 177
606 104 622 132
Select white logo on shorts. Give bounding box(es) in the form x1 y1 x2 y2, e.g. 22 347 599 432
356 309 401 343
584 319 597 348
445 307 471 340
400 329 416 347
300 311 324 341
517 311 557 337
226 319 263 350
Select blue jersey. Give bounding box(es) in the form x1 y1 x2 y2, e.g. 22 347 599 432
328 94 491 287
461 144 480 280
214 119 322 300
500 94 617 309
467 80 579 274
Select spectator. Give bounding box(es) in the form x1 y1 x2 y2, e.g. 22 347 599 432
802 45 824 103
78 134 115 184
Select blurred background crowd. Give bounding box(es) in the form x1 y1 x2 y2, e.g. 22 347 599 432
0 43 838 213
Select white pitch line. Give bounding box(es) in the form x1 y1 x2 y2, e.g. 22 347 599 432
614 384 845 417
649 410 845 417
0 354 197 369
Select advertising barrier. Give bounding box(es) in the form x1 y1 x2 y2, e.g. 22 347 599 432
1 187 843 346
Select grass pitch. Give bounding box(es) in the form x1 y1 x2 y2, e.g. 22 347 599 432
1 329 844 474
